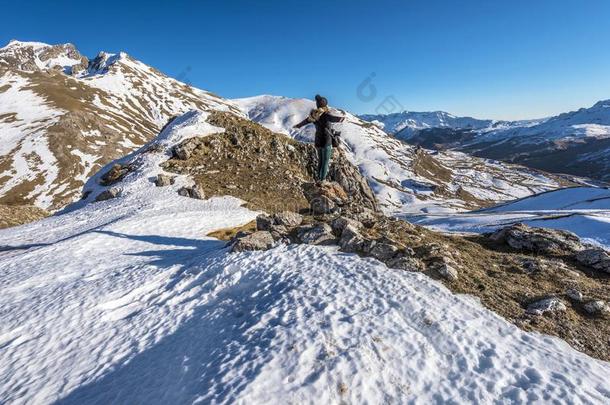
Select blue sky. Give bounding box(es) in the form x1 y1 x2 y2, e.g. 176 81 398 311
2 0 610 119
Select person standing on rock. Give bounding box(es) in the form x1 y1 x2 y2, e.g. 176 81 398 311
293 94 345 183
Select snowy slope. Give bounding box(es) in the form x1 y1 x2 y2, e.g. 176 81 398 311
409 187 610 248
1 111 609 404
234 95 577 215
0 40 241 211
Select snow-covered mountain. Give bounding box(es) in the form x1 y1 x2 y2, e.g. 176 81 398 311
0 40 241 211
359 110 495 136
2 109 609 403
234 95 585 215
365 100 610 182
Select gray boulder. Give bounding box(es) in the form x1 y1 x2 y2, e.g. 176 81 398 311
526 297 567 315
177 185 205 199
338 224 365 253
95 188 121 202
583 300 609 316
273 211 303 227
331 216 362 236
231 231 274 252
566 288 583 302
576 248 610 274
489 223 583 255
256 214 274 231
297 223 336 245
369 242 399 261
433 261 459 281
387 256 424 272
155 174 175 187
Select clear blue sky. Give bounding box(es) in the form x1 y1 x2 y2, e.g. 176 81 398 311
2 0 610 120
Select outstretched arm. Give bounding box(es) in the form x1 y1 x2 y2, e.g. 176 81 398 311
326 113 345 123
293 117 311 129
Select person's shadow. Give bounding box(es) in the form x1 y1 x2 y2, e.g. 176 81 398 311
55 230 296 404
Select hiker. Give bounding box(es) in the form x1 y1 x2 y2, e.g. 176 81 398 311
293 94 345 183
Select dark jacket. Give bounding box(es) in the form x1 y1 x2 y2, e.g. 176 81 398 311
295 110 344 147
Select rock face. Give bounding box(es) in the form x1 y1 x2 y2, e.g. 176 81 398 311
231 231 274 252
297 223 336 245
95 188 121 202
273 211 303 228
490 223 583 255
584 300 609 316
177 185 205 200
526 297 567 316
100 164 135 186
155 174 175 187
576 248 610 274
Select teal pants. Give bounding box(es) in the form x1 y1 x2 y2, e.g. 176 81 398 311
317 146 333 181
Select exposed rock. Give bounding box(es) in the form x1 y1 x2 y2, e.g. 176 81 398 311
273 211 303 227
177 185 205 199
387 255 424 272
95 188 121 202
330 216 362 236
338 224 365 253
576 248 610 274
256 214 274 231
173 139 199 160
526 297 567 316
489 223 583 255
268 225 290 242
100 163 134 186
583 300 609 316
297 223 336 245
155 174 175 187
566 288 583 302
231 231 274 252
352 209 378 228
432 260 459 281
303 182 349 215
369 242 399 261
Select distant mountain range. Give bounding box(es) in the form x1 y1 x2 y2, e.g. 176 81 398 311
361 100 610 182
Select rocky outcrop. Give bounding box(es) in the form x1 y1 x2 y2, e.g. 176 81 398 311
155 174 175 187
231 231 274 252
526 297 567 316
489 223 584 255
576 248 610 274
95 188 121 202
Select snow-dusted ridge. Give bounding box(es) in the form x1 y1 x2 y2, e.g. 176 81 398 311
1 111 609 403
0 40 242 211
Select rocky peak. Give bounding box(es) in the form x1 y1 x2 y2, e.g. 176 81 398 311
0 40 88 74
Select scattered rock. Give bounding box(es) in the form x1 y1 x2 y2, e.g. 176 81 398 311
231 231 274 252
576 248 610 274
526 297 567 316
369 242 399 261
489 223 583 255
566 288 583 302
387 255 424 272
173 139 198 160
583 300 609 316
330 216 362 236
256 214 274 231
95 188 121 202
268 224 290 242
100 163 134 186
177 185 205 199
432 260 459 281
297 223 336 245
155 173 175 187
273 211 303 227
338 224 365 253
